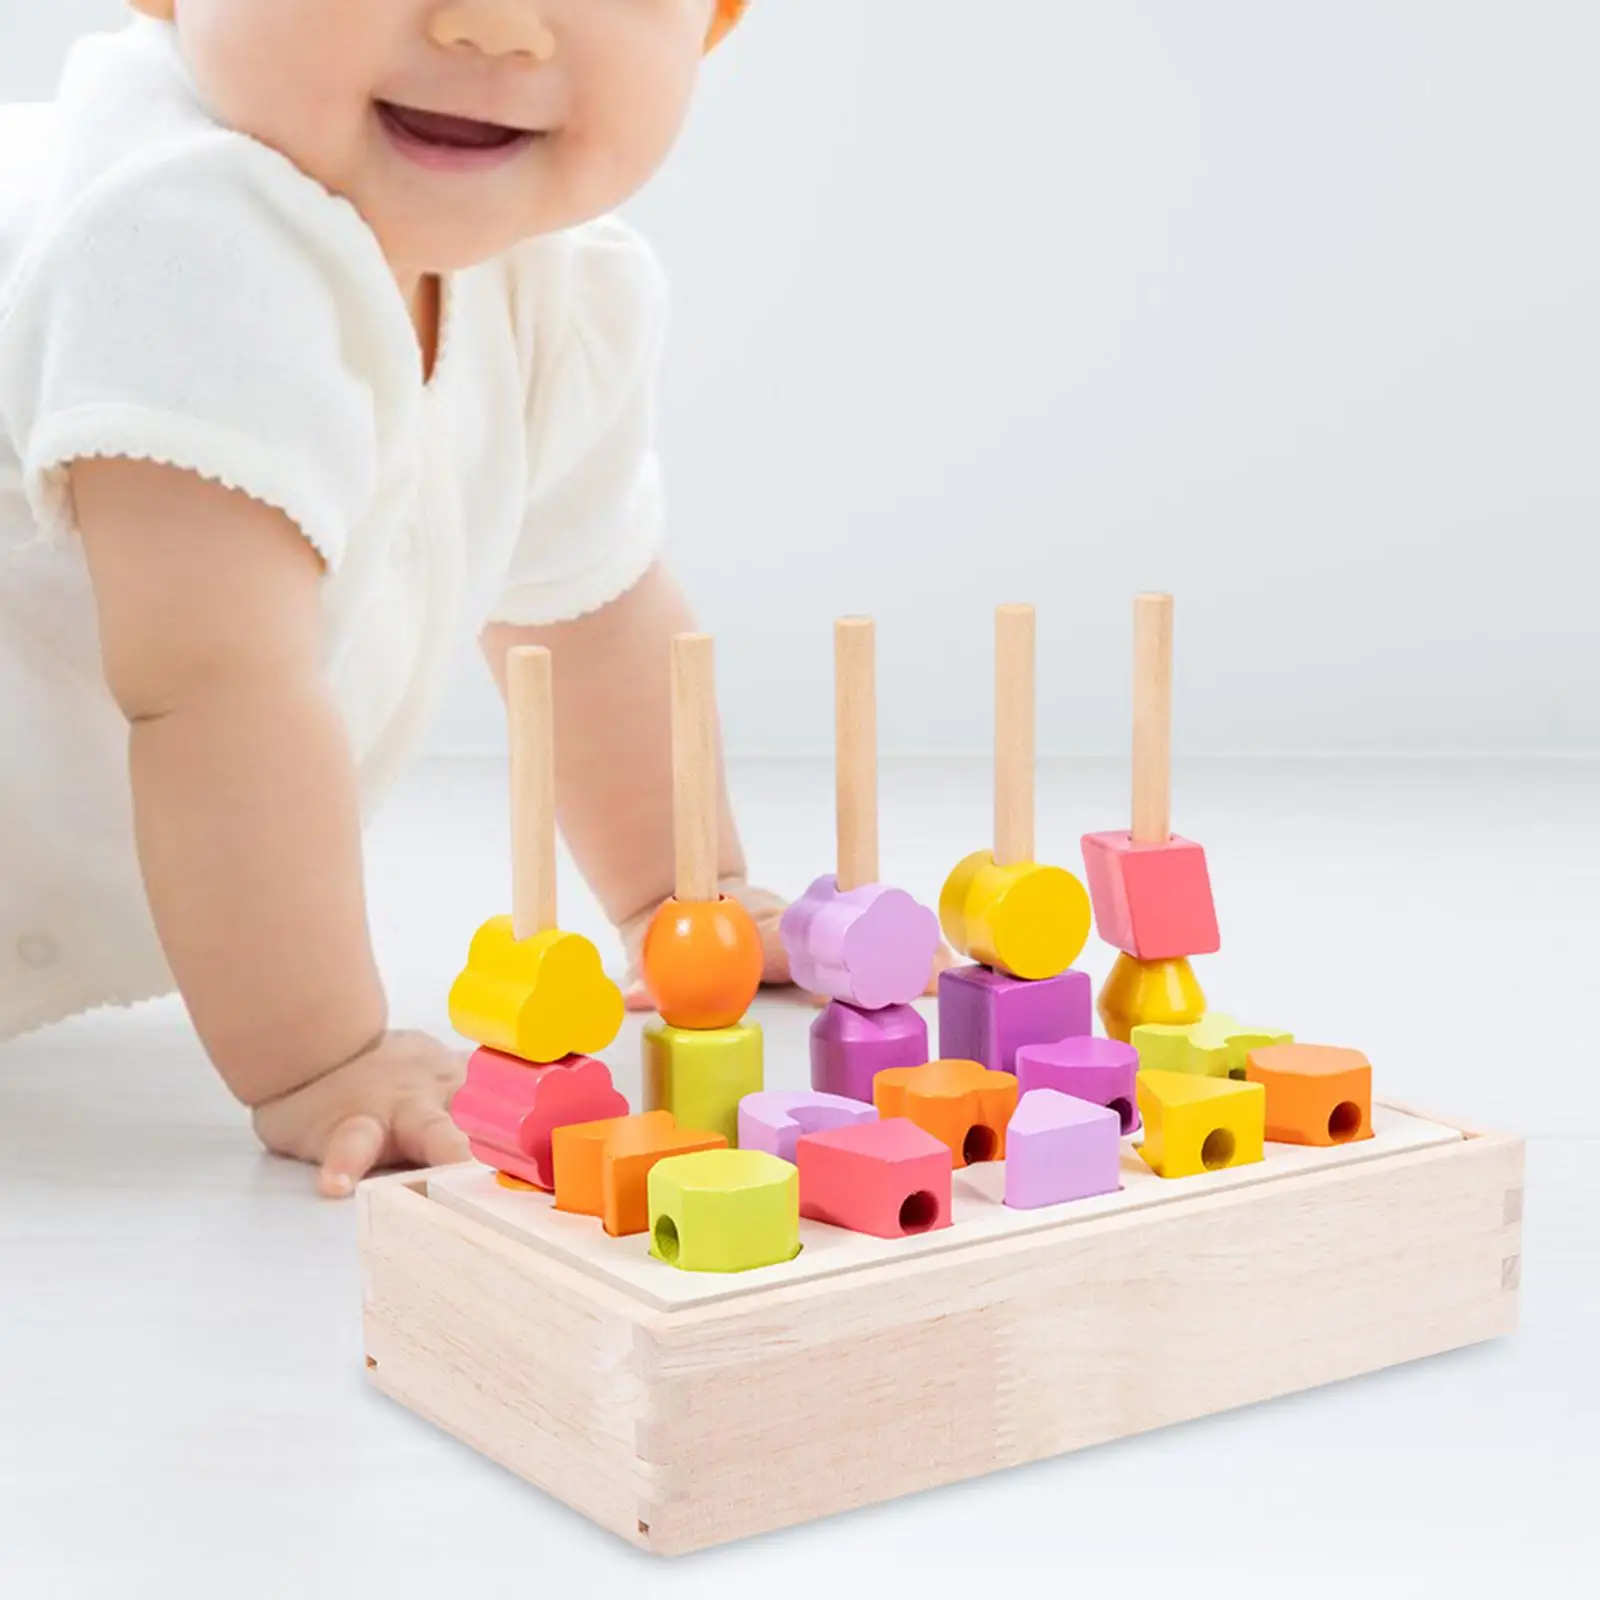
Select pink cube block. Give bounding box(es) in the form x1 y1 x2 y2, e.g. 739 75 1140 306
797 1117 953 1238
1014 1035 1142 1135
937 965 1091 1076
1003 1089 1122 1210
1080 831 1220 960
738 1090 879 1164
811 1000 929 1105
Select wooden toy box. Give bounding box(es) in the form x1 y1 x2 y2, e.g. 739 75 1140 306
358 1102 1522 1556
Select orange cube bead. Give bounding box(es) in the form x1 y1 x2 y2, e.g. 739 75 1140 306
1246 1044 1373 1147
872 1058 1020 1168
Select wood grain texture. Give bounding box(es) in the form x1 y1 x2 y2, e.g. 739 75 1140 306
1132 592 1174 844
994 604 1035 868
507 646 557 938
360 1113 1523 1556
671 633 718 902
834 617 878 893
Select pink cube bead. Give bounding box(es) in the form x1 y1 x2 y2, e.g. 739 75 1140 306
1014 1035 1142 1135
1003 1089 1122 1210
937 965 1092 1076
811 1000 929 1105
1080 831 1220 960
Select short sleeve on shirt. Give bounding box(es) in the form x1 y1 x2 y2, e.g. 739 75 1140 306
0 140 398 570
490 218 669 626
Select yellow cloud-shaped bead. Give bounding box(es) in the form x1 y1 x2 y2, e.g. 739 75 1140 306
938 849 1091 981
448 917 624 1064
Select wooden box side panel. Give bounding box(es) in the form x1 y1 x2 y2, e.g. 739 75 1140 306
359 1176 656 1546
637 1133 1524 1554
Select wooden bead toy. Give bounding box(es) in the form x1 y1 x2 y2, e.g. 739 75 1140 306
780 618 939 1009
640 635 763 1031
938 605 1091 982
810 999 928 1104
1133 1015 1294 1080
450 1047 629 1191
738 1090 879 1165
1096 951 1206 1043
1014 1035 1141 1135
937 963 1091 1076
1081 594 1220 964
648 1149 801 1274
643 1022 763 1149
872 1058 1019 1168
1003 1090 1122 1210
449 647 625 1063
552 1111 726 1238
1247 1044 1374 1146
796 1117 953 1239
1135 1069 1265 1180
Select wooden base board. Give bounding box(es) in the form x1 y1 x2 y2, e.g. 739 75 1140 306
359 1103 1523 1556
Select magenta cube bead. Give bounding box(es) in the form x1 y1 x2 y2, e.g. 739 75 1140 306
937 965 1091 1075
1003 1089 1122 1210
811 1000 930 1104
1014 1035 1142 1136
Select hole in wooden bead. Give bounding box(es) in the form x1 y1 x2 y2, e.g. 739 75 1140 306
1109 1097 1135 1135
1328 1102 1363 1142
898 1190 940 1234
1201 1128 1235 1170
962 1124 999 1165
654 1214 681 1264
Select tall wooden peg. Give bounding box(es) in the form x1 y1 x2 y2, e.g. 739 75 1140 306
782 618 939 1016
642 634 763 1032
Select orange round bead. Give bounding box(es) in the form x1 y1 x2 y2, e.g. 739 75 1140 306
641 895 763 1031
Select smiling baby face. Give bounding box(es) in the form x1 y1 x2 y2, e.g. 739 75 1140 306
128 0 731 276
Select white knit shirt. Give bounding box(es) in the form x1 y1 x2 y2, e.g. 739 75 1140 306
0 21 668 1040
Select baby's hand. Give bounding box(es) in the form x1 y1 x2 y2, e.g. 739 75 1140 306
250 1030 471 1198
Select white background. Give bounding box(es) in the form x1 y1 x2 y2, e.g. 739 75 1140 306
3 0 1596 758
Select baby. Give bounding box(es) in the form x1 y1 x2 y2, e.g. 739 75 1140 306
0 0 796 1197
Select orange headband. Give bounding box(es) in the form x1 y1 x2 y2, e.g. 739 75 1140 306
707 0 748 50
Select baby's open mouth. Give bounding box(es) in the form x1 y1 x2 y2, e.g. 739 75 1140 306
376 100 538 152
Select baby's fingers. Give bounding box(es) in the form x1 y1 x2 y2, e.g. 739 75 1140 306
318 1113 388 1199
395 1100 471 1171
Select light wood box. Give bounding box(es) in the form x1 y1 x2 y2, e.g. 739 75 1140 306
358 1102 1523 1556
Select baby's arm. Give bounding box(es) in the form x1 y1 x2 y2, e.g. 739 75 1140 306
73 459 467 1192
480 562 789 998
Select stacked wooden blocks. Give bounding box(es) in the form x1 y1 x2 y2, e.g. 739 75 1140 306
447 647 630 1189
781 618 940 1103
641 634 766 1149
938 605 1094 1075
446 601 1383 1280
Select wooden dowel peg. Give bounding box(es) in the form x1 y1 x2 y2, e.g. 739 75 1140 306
672 633 720 903
508 645 558 940
1132 593 1173 844
834 617 879 893
994 603 1036 868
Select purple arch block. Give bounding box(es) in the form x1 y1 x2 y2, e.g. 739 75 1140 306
738 1090 879 1164
1015 1034 1142 1136
811 1000 930 1105
780 875 941 1010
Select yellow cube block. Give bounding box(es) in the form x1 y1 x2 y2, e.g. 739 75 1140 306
1136 1069 1265 1179
643 1022 763 1148
648 1148 801 1273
